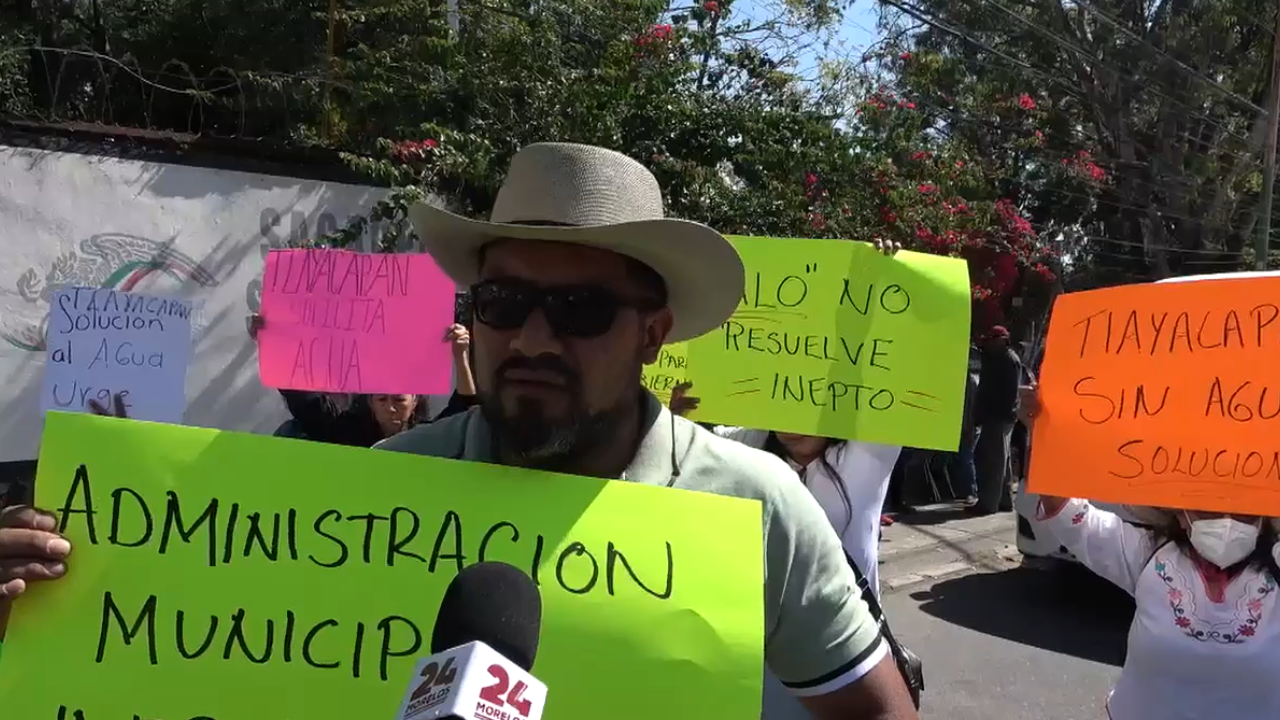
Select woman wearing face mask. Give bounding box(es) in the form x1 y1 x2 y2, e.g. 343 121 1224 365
1022 385 1280 720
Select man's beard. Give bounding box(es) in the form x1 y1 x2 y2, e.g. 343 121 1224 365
480 356 637 472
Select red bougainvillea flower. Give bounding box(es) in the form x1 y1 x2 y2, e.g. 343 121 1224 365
634 23 673 49
898 100 916 110
990 252 1020 294
805 171 819 189
393 139 438 163
1063 150 1107 183
703 0 720 13
809 211 827 232
917 182 936 194
1031 262 1057 283
901 52 912 61
994 198 1035 237
910 150 932 161
1017 93 1037 111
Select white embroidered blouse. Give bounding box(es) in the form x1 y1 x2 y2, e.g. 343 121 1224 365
1035 498 1280 720
711 427 901 597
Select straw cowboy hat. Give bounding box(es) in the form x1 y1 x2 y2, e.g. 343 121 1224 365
407 142 743 342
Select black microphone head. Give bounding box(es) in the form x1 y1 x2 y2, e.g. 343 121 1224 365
430 561 542 670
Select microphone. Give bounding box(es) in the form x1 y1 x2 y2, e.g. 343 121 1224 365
395 561 547 720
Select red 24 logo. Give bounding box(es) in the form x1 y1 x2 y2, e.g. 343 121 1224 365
408 657 458 701
478 664 534 717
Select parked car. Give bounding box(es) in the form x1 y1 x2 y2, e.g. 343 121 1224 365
1015 270 1280 565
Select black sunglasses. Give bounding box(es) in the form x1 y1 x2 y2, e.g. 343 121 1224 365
470 280 660 338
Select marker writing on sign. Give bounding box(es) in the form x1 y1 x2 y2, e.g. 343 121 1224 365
719 260 939 414
55 464 673 595
54 463 675 680
642 347 688 397
54 288 190 335
45 288 188 414
1066 300 1280 493
268 252 412 392
1072 304 1280 359
56 708 216 720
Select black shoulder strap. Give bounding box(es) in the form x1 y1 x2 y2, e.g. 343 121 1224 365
844 552 885 624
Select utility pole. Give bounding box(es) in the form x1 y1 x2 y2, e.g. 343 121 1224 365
321 0 339 143
1256 6 1280 270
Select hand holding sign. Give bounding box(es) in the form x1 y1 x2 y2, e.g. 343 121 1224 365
1017 383 1040 429
86 392 131 419
445 323 470 355
669 381 700 416
247 313 265 341
0 505 70 609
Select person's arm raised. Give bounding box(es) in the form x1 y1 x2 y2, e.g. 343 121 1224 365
1017 383 1153 593
1016 383 1069 516
447 324 477 397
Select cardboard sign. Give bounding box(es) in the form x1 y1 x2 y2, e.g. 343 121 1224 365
0 413 764 720
257 250 455 395
685 236 971 451
39 288 193 423
1028 276 1280 514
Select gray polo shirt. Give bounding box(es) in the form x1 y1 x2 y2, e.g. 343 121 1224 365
376 391 887 713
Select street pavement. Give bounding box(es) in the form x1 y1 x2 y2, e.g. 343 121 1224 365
878 505 1134 720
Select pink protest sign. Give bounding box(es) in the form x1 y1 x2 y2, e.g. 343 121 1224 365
257 249 455 394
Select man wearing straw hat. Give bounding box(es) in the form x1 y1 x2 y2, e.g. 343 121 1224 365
387 143 917 718
0 143 916 719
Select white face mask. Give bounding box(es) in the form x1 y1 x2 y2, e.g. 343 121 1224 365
1187 516 1260 569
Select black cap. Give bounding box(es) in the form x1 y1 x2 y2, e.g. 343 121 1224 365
430 561 543 671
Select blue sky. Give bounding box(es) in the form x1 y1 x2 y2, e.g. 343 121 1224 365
736 0 882 82
831 0 881 57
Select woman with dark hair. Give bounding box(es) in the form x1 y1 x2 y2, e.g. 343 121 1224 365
250 316 477 447
667 389 902 599
722 428 901 598
1022 385 1280 719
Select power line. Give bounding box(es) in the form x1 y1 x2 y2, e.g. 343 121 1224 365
1073 0 1266 114
975 0 1258 143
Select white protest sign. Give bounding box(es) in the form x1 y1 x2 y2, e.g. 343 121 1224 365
39 287 193 423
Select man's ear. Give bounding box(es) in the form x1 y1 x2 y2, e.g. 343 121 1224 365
640 308 674 364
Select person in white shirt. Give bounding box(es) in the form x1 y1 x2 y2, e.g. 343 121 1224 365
666 388 902 599
1022 386 1280 720
722 428 901 598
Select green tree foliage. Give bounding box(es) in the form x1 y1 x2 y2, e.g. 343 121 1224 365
881 0 1277 285
0 0 1068 335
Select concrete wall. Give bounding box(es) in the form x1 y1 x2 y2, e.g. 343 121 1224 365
0 144 451 464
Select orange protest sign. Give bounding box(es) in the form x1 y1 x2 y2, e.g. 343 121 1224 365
1028 275 1280 515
